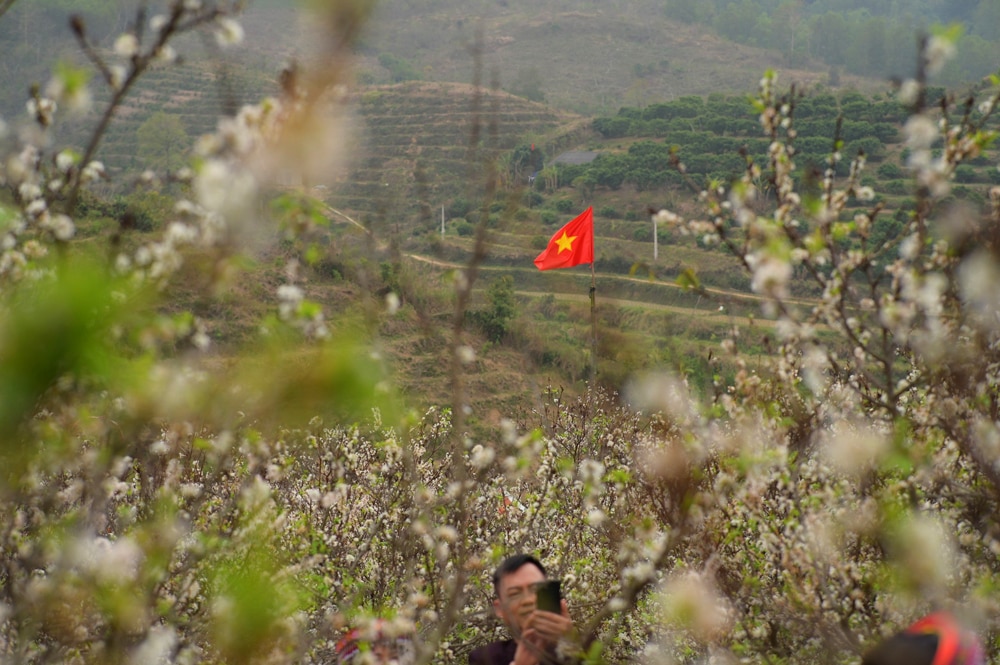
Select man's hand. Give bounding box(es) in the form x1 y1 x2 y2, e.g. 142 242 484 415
513 600 575 664
531 599 574 643
511 627 543 665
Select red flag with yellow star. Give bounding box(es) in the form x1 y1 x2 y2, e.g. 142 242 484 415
534 207 594 271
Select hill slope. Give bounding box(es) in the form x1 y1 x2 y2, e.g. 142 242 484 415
240 1 883 116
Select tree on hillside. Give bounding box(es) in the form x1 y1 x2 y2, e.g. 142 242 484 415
378 52 421 82
663 0 714 24
471 275 517 342
714 0 763 44
810 11 849 64
508 66 546 103
970 0 1000 41
136 111 189 173
846 15 888 76
772 0 806 60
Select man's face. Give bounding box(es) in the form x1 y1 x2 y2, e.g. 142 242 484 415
493 563 546 632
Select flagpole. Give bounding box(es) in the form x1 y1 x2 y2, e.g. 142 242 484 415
589 249 597 386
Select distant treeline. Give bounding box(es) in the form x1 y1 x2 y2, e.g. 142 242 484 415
663 0 1000 82
563 89 1000 196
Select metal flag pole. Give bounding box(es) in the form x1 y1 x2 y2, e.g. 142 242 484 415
589 244 597 385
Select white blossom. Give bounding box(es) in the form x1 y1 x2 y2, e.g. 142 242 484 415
925 35 957 76
904 115 938 151
129 625 177 665
114 33 139 58
150 14 169 33
456 345 476 364
214 18 244 46
898 79 920 106
469 444 494 470
660 572 732 642
386 291 400 314
820 421 890 476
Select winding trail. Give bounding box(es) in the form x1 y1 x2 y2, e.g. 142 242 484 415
319 201 817 322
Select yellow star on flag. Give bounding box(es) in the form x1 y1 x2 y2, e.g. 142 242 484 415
555 231 576 253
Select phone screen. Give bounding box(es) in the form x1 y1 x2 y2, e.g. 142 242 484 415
535 579 562 613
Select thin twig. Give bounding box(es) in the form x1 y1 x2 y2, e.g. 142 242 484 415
0 0 17 22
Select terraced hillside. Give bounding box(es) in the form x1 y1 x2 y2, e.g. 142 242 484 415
328 81 586 216
80 59 274 176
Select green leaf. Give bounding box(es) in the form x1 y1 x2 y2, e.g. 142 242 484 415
583 640 604 665
0 256 144 481
305 243 322 266
54 60 91 96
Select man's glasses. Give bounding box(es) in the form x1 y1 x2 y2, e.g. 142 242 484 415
501 581 546 602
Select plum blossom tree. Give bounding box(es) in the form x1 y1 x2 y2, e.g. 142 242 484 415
0 3 999 665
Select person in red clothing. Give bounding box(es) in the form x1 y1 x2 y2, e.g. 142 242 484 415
469 554 575 665
335 619 414 664
861 611 984 665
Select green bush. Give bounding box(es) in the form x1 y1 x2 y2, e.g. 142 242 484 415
883 179 909 195
469 275 516 342
877 162 903 179
447 196 473 219
955 165 978 183
632 225 653 242
555 198 575 214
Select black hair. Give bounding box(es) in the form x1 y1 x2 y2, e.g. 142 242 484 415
492 554 546 597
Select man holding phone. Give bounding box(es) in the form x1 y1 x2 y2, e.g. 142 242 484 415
469 554 576 665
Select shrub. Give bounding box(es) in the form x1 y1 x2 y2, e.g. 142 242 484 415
882 179 909 195
447 196 474 219
598 205 621 219
555 198 575 214
539 210 558 226
955 165 978 183
877 162 903 179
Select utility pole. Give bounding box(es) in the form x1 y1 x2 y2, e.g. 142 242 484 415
653 217 658 261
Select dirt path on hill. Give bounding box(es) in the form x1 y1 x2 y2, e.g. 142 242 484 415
319 203 816 320
513 290 770 328
322 205 368 233
404 253 816 311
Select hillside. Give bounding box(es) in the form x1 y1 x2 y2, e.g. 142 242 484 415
9 1 990 415
328 81 586 215
75 74 1000 412
239 1 884 116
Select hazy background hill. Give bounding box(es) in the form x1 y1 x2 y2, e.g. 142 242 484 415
4 0 998 120
351 0 998 114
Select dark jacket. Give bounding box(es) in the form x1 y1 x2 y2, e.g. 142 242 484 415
469 639 517 665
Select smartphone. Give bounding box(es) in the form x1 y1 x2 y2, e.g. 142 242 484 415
534 579 562 613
